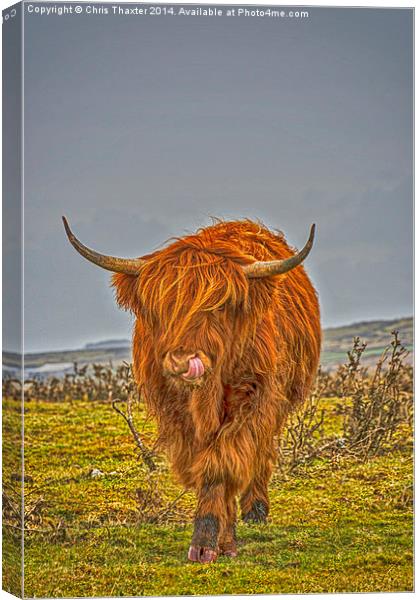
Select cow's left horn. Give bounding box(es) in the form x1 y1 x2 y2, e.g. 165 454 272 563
243 224 316 279
62 216 146 275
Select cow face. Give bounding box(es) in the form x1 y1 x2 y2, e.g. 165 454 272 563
112 247 251 387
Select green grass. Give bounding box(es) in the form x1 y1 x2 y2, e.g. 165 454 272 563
3 396 413 597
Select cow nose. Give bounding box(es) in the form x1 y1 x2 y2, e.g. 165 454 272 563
168 352 196 375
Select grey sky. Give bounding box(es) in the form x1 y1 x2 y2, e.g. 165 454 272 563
18 5 413 352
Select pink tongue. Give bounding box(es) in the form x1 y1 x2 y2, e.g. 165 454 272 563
183 357 205 380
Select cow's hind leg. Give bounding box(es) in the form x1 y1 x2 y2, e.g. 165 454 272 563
218 489 238 558
240 461 272 524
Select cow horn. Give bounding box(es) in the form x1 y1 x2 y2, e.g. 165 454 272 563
62 216 146 275
243 224 316 279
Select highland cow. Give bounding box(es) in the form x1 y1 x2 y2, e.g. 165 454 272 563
63 217 321 563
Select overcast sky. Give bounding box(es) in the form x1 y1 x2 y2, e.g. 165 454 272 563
13 5 413 352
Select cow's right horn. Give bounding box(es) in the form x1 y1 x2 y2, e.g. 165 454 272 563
243 224 316 279
62 217 146 275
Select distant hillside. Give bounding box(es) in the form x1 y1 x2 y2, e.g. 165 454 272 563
321 316 413 370
85 339 130 350
3 345 131 373
3 317 413 377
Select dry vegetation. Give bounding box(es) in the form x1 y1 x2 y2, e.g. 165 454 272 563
2 331 413 596
279 331 413 472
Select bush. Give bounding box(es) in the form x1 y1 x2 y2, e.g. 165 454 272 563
278 331 413 473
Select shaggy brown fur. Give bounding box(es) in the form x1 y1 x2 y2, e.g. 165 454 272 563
112 220 321 562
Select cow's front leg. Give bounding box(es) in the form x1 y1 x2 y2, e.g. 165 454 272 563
188 480 225 564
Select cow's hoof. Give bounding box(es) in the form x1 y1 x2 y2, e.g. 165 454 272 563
188 545 218 564
219 541 238 558
242 500 268 524
223 550 238 558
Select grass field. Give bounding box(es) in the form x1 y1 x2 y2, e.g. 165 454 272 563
3 379 413 597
